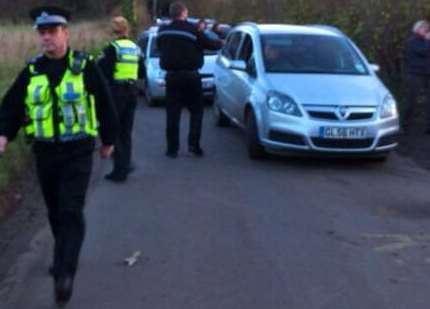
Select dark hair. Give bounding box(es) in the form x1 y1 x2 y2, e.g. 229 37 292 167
169 1 187 19
197 19 206 29
212 23 221 33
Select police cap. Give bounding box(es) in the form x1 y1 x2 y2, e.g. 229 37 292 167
29 6 71 29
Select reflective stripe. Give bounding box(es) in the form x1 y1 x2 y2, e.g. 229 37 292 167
35 106 44 137
158 30 197 41
76 104 86 134
33 85 42 104
63 104 74 136
118 47 140 56
117 46 140 63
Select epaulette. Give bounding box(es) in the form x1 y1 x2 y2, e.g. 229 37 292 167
70 50 91 75
26 54 43 65
26 54 44 75
73 50 90 60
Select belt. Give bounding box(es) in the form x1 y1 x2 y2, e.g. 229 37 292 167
113 80 136 86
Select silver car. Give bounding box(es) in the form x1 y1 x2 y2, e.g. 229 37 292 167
138 24 218 105
213 23 400 160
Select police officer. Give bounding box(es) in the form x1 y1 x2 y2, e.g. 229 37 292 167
98 16 145 182
157 2 223 158
404 20 430 133
0 6 118 305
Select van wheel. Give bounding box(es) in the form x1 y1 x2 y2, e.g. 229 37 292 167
214 103 230 127
246 110 266 159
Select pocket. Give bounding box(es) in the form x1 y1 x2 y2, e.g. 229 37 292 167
31 105 52 138
62 104 76 128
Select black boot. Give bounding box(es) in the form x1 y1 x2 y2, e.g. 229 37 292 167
188 145 204 157
54 275 74 306
165 150 178 158
104 171 127 182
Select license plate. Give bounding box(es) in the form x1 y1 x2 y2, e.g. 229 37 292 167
320 127 368 139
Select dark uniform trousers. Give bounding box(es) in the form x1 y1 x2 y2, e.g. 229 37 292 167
404 74 430 129
165 71 203 152
112 83 137 174
34 139 94 278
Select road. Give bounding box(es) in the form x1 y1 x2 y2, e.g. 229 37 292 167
1 102 430 309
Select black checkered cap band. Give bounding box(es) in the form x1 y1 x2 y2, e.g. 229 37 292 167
34 12 68 27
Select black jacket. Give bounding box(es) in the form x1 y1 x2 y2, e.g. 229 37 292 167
405 33 430 75
0 49 118 149
157 20 222 71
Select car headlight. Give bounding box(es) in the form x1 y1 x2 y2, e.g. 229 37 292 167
267 91 302 117
380 95 398 119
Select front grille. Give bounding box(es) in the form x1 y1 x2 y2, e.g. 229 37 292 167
305 105 376 121
308 111 337 120
348 112 374 120
269 130 306 145
312 138 374 149
200 73 213 79
378 134 398 147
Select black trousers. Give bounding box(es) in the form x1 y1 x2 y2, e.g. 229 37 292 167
165 71 203 152
34 139 94 278
403 74 430 129
112 83 138 174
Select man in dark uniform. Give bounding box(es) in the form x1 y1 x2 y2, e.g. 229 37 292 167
98 16 145 182
0 6 118 306
157 1 223 158
404 20 430 133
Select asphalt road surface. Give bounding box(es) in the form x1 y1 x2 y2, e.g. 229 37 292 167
1 102 430 309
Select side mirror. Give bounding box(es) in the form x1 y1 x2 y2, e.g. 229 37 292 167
369 64 380 72
229 60 247 71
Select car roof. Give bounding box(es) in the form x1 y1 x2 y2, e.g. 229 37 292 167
147 26 159 33
240 24 343 37
142 18 225 36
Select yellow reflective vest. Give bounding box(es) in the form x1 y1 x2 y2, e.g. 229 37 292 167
24 51 98 142
111 39 140 81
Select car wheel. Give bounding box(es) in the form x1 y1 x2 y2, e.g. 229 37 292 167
213 102 230 127
136 80 146 96
246 110 266 160
144 88 158 107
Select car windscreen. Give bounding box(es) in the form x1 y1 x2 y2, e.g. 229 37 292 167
261 34 369 75
150 35 219 58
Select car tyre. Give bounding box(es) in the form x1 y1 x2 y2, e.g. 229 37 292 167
213 103 230 127
246 110 266 160
144 88 159 107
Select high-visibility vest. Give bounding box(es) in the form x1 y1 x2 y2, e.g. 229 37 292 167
24 51 98 142
111 39 140 81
